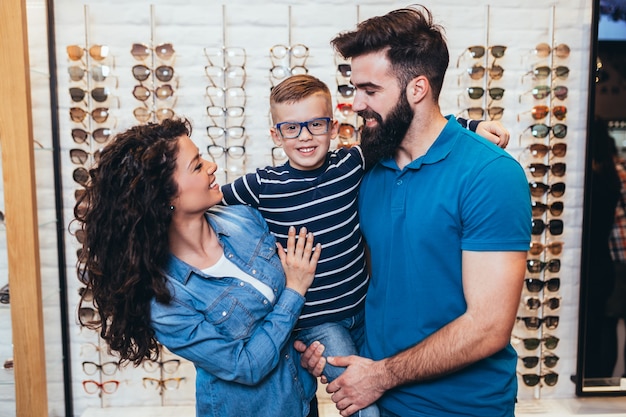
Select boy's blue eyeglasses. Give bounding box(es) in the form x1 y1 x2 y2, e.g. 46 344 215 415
275 117 331 139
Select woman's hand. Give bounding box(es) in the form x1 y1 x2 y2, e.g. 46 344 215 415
276 226 321 296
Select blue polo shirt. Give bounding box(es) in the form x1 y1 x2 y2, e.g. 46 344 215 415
358 116 531 416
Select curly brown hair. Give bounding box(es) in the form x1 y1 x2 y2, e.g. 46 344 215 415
73 118 191 364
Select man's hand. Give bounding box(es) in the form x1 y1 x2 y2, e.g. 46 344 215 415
294 340 327 379
476 120 510 148
325 355 387 416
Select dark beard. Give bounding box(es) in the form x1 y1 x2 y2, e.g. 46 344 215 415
359 94 414 166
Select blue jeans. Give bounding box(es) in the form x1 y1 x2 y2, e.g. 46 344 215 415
295 310 379 417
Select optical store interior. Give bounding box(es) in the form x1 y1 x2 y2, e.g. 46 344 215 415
2 0 626 416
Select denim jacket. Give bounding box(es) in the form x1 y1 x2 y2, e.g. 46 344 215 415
150 205 316 416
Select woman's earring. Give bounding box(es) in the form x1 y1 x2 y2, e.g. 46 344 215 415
169 205 175 211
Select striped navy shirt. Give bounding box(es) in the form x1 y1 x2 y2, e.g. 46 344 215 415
221 146 368 329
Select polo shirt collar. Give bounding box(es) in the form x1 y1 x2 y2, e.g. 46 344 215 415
379 115 458 171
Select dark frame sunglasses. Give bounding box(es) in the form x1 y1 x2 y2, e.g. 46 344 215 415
527 258 561 273
524 278 561 293
531 201 564 217
517 315 560 330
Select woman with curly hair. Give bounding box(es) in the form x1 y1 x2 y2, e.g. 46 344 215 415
74 118 321 416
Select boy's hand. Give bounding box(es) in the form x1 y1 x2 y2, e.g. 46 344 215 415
294 340 327 380
476 120 510 148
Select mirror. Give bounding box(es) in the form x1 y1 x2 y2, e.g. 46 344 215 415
576 0 626 395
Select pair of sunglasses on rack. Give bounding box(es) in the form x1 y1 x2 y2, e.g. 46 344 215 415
133 107 175 123
528 162 566 177
518 354 560 369
335 102 356 119
465 87 505 100
532 200 565 217
519 372 559 387
523 295 561 311
513 334 560 350
520 85 568 101
132 64 174 82
524 65 570 80
533 43 570 59
517 315 560 330
529 240 564 255
527 123 568 139
72 128 111 144
68 65 111 82
527 258 561 273
527 143 567 158
456 45 506 67
339 123 359 141
131 42 175 61
70 149 100 166
70 107 111 124
337 63 351 78
525 277 560 293
463 107 504 121
69 87 112 103
67 44 109 61
520 105 568 121
132 84 175 101
529 181 565 197
338 84 355 99
465 64 504 80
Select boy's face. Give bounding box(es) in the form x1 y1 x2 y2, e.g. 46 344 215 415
270 93 338 171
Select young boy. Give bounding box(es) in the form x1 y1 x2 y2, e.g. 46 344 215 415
220 74 502 416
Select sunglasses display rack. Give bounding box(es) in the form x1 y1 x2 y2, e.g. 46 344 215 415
334 56 360 149
130 41 178 123
205 6 248 185
66 13 118 263
513 9 570 396
130 6 178 125
455 42 507 122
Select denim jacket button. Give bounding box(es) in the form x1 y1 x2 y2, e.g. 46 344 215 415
263 299 268 305
252 269 257 274
228 253 233 258
221 311 227 316
239 282 245 287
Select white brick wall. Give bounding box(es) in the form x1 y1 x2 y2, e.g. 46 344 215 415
0 0 595 415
